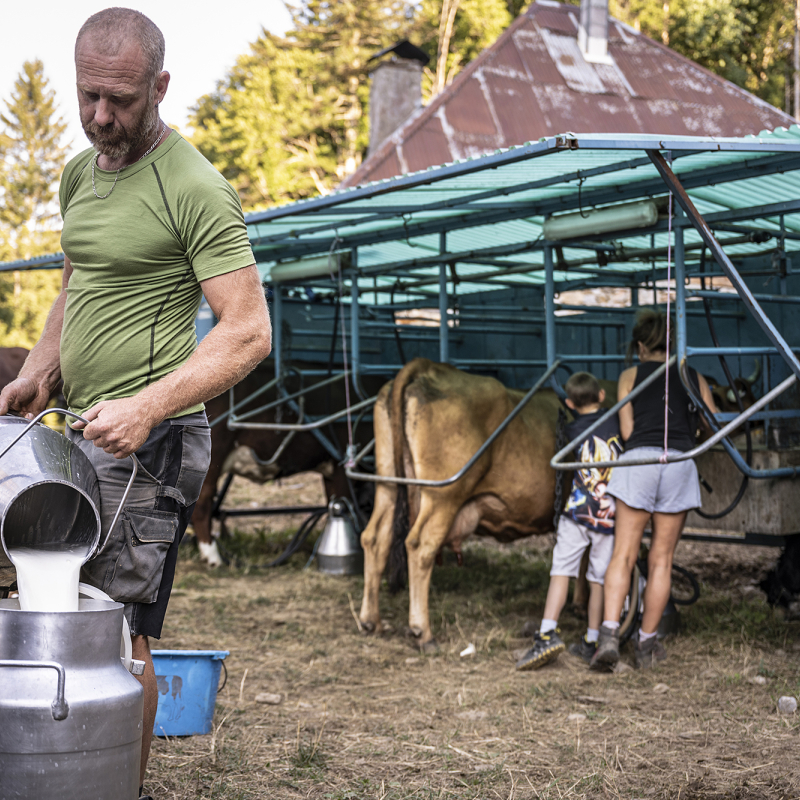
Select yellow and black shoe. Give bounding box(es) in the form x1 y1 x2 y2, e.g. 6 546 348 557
515 628 566 671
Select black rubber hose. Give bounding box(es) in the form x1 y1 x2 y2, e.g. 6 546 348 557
694 247 752 520
216 509 328 570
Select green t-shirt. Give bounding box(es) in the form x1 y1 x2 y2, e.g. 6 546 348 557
59 133 255 418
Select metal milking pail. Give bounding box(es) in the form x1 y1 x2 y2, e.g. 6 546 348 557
0 409 145 800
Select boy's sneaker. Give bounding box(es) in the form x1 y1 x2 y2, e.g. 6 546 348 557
634 635 667 670
589 624 620 671
568 635 597 664
515 629 566 671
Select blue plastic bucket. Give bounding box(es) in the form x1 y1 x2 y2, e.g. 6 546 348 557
151 650 229 736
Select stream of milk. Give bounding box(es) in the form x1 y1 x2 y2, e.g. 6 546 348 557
8 546 88 612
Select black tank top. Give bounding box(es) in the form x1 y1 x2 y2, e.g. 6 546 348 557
626 361 699 452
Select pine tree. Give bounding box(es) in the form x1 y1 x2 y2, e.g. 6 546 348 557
0 60 68 347
191 1 417 209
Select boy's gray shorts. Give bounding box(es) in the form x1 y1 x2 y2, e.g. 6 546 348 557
550 516 614 584
67 411 211 638
607 447 701 514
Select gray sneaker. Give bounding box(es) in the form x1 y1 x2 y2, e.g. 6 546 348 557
569 635 598 664
634 635 667 669
515 629 566 671
589 624 620 671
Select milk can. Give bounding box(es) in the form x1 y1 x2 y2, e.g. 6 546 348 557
0 598 144 799
0 410 144 800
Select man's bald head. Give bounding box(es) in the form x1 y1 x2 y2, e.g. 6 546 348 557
75 7 165 84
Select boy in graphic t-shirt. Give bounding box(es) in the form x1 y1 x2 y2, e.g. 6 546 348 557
516 372 623 671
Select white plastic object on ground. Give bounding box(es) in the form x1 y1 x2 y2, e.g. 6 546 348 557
460 643 476 657
778 696 797 714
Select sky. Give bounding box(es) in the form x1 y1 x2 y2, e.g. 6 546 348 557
1 0 294 157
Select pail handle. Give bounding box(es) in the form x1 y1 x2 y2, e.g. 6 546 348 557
0 659 69 720
0 408 140 545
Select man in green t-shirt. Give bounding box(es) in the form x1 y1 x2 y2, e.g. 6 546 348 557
0 9 271 797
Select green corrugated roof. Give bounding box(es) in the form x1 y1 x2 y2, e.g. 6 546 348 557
245 129 800 299
6 129 800 303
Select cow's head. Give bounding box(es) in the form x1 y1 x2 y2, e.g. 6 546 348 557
707 359 760 413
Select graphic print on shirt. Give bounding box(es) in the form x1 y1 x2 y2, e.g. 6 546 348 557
563 412 623 533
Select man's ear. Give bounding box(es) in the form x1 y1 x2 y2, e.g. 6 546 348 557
598 388 606 403
565 398 575 411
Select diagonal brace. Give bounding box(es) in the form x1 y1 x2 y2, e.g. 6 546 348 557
647 149 800 383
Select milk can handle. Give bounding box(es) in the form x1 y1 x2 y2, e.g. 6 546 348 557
0 659 69 720
0 408 140 542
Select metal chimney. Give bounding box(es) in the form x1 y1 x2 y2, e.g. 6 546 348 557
579 0 612 64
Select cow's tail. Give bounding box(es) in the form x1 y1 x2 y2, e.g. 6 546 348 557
387 359 431 593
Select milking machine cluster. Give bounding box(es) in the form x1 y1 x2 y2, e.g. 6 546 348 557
0 410 145 800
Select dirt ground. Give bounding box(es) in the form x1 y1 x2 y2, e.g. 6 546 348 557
148 474 800 799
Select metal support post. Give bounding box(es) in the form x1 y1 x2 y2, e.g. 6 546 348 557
648 150 800 383
544 245 556 369
674 207 688 365
350 264 360 385
273 284 283 380
439 231 449 363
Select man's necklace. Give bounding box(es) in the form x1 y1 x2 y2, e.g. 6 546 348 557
91 123 167 199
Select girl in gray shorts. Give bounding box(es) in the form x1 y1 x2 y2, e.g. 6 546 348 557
591 310 718 672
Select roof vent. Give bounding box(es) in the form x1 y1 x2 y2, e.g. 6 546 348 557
578 0 613 64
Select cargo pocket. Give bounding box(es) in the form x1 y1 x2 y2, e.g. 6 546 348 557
108 509 179 604
175 425 212 507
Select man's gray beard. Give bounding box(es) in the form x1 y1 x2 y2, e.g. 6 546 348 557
84 101 159 163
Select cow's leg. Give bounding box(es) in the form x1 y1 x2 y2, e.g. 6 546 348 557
405 499 460 651
191 460 226 567
359 484 397 633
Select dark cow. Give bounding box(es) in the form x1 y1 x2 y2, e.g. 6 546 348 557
192 362 378 566
704 360 760 414
0 348 29 391
761 535 800 617
359 359 615 649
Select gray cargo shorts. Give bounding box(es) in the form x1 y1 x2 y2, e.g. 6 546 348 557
606 446 701 514
67 411 211 638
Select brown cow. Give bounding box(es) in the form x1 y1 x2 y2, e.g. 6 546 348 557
0 348 29 391
359 358 571 650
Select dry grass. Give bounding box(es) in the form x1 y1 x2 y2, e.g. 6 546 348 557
150 476 800 799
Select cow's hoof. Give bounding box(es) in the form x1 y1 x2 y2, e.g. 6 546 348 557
404 626 424 639
419 639 440 655
360 620 376 634
198 540 223 568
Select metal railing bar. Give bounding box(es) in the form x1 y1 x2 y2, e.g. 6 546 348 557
345 361 561 487
686 346 800 357
228 395 376 431
350 438 375 467
211 375 280 428
715 408 800 422
688 289 800 305
551 357 673 470
552 372 798 471
233 371 348 423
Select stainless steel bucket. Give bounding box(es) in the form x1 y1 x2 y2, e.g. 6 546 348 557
0 415 101 560
0 598 144 799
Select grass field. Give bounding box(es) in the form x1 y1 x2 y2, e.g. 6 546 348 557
147 474 800 800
